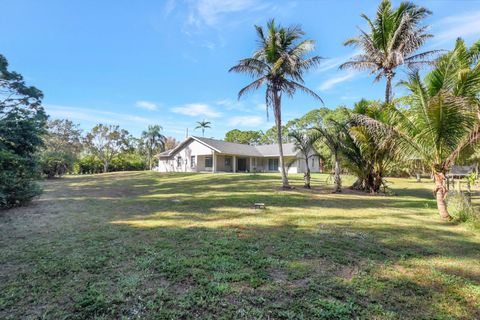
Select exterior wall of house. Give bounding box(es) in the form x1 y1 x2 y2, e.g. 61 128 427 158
157 140 321 174
157 140 213 173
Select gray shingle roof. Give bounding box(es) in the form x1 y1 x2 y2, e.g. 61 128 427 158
159 136 298 158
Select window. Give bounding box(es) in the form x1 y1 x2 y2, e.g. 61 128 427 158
268 158 279 171
205 156 213 168
225 157 231 166
176 156 182 167
191 156 196 168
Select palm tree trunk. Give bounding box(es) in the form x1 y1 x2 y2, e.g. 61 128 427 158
433 172 452 220
273 90 290 189
304 157 311 189
334 155 341 193
385 71 394 104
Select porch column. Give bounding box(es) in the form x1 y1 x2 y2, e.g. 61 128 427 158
233 155 236 173
212 151 217 173
249 157 253 172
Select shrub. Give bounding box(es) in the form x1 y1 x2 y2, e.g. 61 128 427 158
446 191 480 227
0 150 42 208
39 151 75 178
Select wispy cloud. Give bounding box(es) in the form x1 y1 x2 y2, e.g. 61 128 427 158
45 105 153 125
228 115 264 126
318 71 356 91
316 50 361 74
135 100 159 111
433 10 480 45
171 103 222 118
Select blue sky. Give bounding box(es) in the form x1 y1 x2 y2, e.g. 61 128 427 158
1 0 480 140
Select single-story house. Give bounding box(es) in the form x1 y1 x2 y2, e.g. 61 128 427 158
156 136 320 174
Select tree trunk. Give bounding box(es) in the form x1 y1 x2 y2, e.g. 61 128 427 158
334 156 341 193
319 158 324 173
433 172 452 220
304 158 311 189
273 90 290 189
103 162 109 173
385 71 394 104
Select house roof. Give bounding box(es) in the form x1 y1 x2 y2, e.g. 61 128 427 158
447 165 476 177
158 136 297 158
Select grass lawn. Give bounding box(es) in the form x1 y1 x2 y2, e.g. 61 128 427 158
1 172 479 319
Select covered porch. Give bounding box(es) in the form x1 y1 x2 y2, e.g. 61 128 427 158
197 152 265 173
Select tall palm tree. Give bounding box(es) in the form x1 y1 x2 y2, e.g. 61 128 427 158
230 19 323 188
141 125 166 170
340 0 438 103
288 130 320 189
195 119 211 137
358 39 480 219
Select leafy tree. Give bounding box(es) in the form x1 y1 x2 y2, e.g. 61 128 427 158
39 151 74 178
164 136 179 150
225 129 263 145
84 124 129 173
195 120 211 137
0 54 46 208
340 0 438 103
230 19 323 189
141 125 166 170
259 125 290 145
288 130 319 188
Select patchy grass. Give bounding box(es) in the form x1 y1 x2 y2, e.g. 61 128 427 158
0 172 479 319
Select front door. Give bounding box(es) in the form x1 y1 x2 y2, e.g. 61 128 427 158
237 158 247 171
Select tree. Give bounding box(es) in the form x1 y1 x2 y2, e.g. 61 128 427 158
195 120 211 137
340 0 438 103
358 39 480 219
84 124 129 173
141 125 166 170
288 130 319 188
164 136 179 151
0 54 46 208
230 19 323 188
225 129 263 145
315 121 345 193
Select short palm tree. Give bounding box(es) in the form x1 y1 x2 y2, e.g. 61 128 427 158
141 125 166 170
288 130 320 189
315 121 344 193
230 19 323 188
195 120 211 137
340 0 438 103
359 39 480 219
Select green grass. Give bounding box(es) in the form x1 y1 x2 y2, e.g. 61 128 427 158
1 172 479 319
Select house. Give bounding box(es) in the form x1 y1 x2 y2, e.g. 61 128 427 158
157 136 320 174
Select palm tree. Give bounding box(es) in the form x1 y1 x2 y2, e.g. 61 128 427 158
229 19 323 188
141 125 166 170
358 39 480 219
195 119 211 137
288 130 320 188
340 0 439 103
315 121 344 193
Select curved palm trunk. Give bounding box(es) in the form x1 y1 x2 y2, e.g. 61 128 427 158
334 155 341 193
433 172 452 220
273 91 290 188
304 157 311 189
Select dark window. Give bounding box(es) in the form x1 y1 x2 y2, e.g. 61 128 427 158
205 156 213 168
191 156 196 168
268 158 279 171
225 157 232 166
176 156 182 167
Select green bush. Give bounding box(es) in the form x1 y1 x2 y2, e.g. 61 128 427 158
0 150 42 208
446 191 480 227
39 151 75 178
74 155 103 174
74 152 146 174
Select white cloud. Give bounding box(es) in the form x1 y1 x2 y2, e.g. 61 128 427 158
228 115 264 127
135 100 158 111
216 99 243 110
434 11 480 44
318 72 356 91
45 104 153 125
171 103 222 117
316 50 362 74
192 0 263 27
